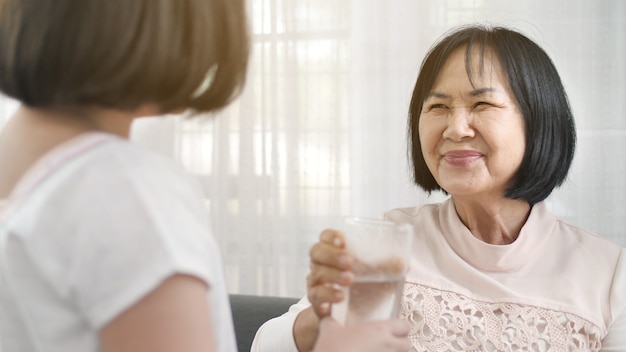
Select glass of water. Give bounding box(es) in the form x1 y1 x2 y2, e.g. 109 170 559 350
331 216 413 325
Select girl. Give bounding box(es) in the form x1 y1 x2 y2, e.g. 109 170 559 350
0 1 409 351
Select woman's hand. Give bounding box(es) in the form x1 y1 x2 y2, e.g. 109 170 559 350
306 229 354 319
293 229 357 351
312 317 411 352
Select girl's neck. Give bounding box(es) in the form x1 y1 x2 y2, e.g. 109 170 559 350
0 105 138 198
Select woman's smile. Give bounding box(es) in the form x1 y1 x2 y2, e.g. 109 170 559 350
442 149 483 167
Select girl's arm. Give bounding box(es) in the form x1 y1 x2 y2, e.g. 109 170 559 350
100 274 216 352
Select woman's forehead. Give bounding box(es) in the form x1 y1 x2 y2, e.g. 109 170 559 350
432 45 510 91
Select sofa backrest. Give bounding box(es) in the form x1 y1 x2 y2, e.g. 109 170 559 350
229 294 300 352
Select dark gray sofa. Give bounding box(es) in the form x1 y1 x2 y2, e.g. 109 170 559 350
229 294 300 352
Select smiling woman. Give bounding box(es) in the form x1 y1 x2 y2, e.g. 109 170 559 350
418 45 527 206
409 27 575 206
251 24 626 352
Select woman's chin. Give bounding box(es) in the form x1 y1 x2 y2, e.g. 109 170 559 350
439 183 484 198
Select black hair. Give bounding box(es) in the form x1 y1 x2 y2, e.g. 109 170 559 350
408 24 576 205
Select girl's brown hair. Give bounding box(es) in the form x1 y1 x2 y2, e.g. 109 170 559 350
0 0 249 113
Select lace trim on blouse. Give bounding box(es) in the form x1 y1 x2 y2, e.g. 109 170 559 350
401 282 603 351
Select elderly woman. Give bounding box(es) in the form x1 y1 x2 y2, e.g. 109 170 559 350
252 25 626 351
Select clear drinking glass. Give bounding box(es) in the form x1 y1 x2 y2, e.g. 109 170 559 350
331 216 413 325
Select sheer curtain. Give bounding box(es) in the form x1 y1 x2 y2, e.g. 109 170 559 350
1 0 624 298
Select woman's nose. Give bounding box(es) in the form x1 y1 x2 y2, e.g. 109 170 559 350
442 107 475 141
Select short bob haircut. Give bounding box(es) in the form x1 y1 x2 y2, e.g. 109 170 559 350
0 0 249 114
408 25 576 205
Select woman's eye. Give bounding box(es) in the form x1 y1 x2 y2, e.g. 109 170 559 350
427 104 448 111
473 101 493 108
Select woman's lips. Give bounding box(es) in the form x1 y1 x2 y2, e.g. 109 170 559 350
442 150 483 166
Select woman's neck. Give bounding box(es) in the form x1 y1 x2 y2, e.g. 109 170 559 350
451 196 531 245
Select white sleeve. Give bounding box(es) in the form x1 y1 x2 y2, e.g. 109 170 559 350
16 146 225 329
251 296 310 352
601 249 626 351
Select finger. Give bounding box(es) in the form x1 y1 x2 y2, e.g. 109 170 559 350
307 267 352 320
387 319 410 338
386 333 412 352
319 229 346 248
386 336 412 352
378 320 412 351
307 263 353 288
315 317 412 352
307 284 344 319
315 301 331 318
310 236 352 271
365 319 409 336
318 316 338 331
307 281 343 304
307 230 353 320
308 289 334 318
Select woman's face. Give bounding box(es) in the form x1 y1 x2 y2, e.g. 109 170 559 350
418 46 526 199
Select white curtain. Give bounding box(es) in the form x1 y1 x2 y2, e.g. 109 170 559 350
1 0 625 298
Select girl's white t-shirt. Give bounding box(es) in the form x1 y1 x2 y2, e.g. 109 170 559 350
0 133 236 352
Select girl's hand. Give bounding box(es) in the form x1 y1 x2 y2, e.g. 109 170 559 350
312 317 411 352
